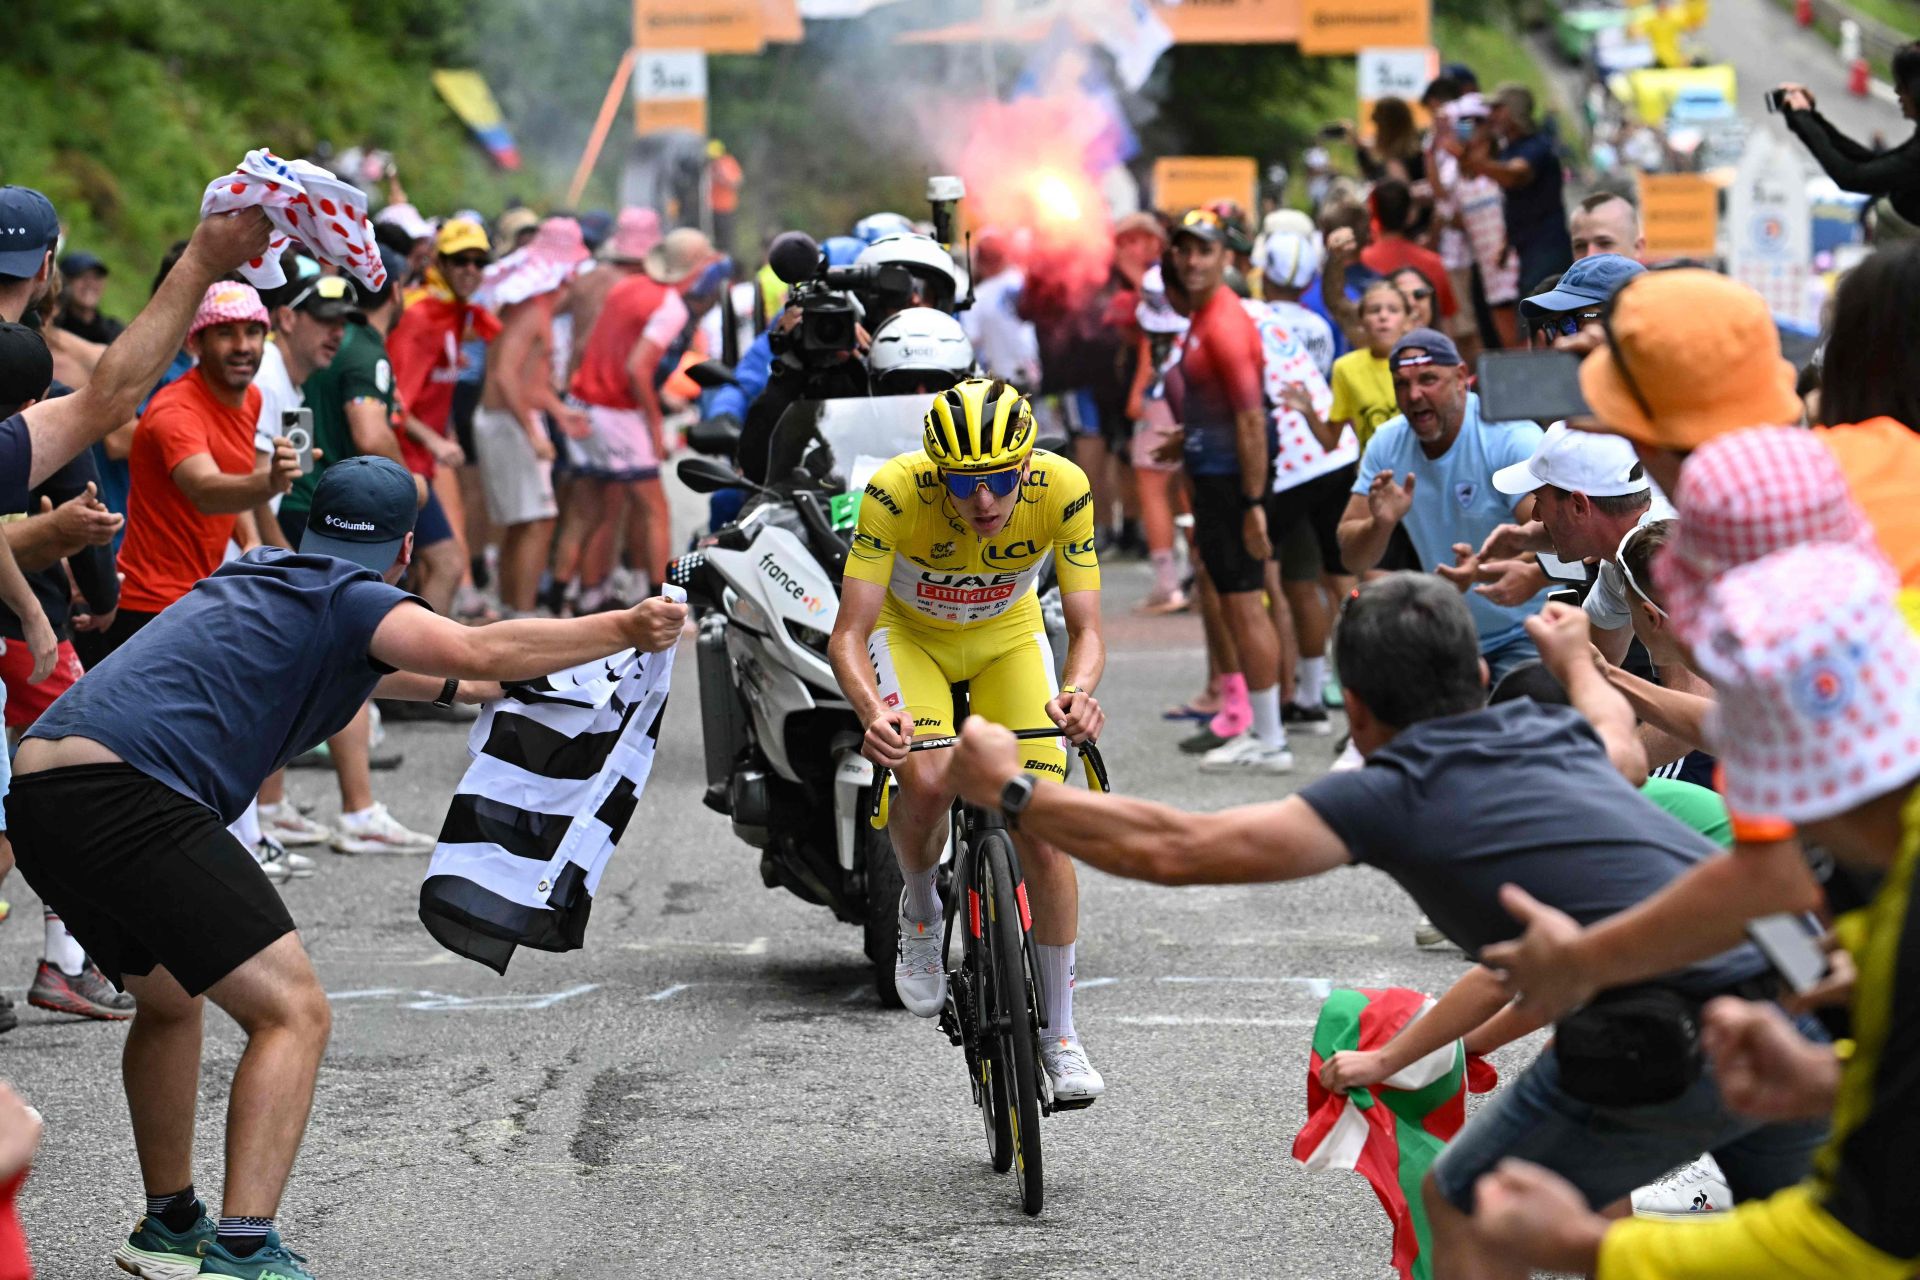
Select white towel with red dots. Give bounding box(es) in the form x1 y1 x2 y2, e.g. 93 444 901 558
199 149 389 294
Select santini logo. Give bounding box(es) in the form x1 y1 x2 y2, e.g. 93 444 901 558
324 515 377 532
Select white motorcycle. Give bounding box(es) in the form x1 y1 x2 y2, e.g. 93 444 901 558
670 396 1068 1004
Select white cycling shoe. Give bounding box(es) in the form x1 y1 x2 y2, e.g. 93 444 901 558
1041 1036 1105 1108
894 891 947 1018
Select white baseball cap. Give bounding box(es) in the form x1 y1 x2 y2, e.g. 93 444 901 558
1491 421 1651 498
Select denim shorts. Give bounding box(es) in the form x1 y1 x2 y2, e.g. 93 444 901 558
1430 1023 1830 1214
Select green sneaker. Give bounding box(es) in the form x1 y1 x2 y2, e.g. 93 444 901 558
112 1207 214 1279
198 1231 314 1280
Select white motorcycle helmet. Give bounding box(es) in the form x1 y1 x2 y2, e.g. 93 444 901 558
853 211 915 245
868 307 976 395
855 233 964 313
1135 265 1189 336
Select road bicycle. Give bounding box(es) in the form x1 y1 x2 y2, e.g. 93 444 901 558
869 720 1109 1216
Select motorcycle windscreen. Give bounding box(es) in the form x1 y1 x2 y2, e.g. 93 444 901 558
766 395 930 492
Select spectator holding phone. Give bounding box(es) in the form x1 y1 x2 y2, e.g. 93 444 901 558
1777 46 1920 236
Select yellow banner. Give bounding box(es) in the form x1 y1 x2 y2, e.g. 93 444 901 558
1157 0 1301 44
1638 172 1720 257
634 0 765 54
1152 156 1258 217
1298 0 1431 55
637 97 709 136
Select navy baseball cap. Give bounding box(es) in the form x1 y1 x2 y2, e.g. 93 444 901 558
301 456 418 573
1521 253 1646 316
58 250 107 278
0 187 59 280
1389 328 1464 370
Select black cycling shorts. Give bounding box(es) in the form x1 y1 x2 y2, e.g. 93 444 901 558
9 764 295 996
1190 473 1270 595
1269 464 1358 583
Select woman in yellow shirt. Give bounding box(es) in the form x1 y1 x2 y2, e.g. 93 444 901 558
1327 279 1411 452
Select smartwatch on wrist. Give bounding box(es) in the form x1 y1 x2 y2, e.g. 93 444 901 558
433 678 460 709
1000 773 1037 830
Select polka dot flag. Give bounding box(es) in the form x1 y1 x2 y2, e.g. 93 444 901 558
199 149 387 295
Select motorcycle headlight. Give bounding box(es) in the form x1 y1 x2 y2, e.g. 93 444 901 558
785 618 832 657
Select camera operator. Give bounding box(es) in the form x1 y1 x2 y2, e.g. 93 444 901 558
1777 47 1920 233
736 232 964 485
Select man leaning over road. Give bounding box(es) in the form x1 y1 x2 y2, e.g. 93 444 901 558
1335 329 1547 681
13 456 687 1280
942 573 1826 1280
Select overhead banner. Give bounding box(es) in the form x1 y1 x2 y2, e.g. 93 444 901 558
1637 172 1719 258
1298 0 1431 55
634 0 765 54
1152 155 1258 217
1156 0 1301 44
634 50 709 136
764 0 805 41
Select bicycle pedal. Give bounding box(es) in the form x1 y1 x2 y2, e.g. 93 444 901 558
1050 1096 1097 1112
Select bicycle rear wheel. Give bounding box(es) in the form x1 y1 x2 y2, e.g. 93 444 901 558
982 830 1044 1216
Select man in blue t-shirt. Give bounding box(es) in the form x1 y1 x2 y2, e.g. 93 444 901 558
1336 328 1548 679
1464 85 1574 297
9 456 687 1280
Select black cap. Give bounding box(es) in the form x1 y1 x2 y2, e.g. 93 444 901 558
300 456 418 573
0 323 53 411
0 187 59 279
58 251 107 278
286 273 361 322
1171 208 1228 246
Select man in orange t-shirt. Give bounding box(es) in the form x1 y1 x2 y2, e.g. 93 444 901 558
108 282 301 654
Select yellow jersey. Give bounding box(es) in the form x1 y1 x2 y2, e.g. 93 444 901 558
844 449 1101 629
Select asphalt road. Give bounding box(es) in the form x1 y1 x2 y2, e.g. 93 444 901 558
1701 0 1905 145
0 485 1537 1278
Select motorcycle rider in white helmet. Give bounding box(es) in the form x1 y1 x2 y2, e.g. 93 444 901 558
867 307 976 397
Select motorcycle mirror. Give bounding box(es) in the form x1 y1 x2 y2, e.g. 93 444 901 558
685 415 743 457
676 456 753 494
1035 432 1070 454
768 231 824 286
684 360 739 390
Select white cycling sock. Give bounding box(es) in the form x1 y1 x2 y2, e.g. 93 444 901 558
44 913 87 977
901 865 941 925
1295 657 1327 707
1037 942 1076 1042
1249 685 1286 748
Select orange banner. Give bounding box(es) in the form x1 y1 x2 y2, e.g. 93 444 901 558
1638 172 1720 258
1155 0 1301 43
634 0 764 54
1152 156 1258 217
1298 0 1430 55
636 96 708 136
763 0 804 43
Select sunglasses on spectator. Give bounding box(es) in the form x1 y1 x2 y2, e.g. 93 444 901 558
1180 209 1224 231
1535 309 1604 339
284 275 358 311
941 466 1024 500
1403 286 1435 301
444 253 489 269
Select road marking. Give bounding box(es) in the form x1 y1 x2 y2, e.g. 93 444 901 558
1156 976 1333 998
742 936 769 955
327 984 599 1012
1076 976 1119 990
1112 1015 1316 1028
646 983 691 1002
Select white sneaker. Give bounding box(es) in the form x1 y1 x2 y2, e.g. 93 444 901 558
894 891 947 1018
1414 915 1449 948
1631 1155 1730 1218
254 838 292 885
1041 1036 1105 1106
1198 734 1295 774
330 803 438 855
1330 737 1365 773
262 806 332 847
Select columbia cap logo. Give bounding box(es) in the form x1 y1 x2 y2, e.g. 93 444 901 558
324 515 376 533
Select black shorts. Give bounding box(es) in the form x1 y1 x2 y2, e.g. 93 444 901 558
1379 522 1422 572
8 764 295 996
1269 464 1357 583
451 379 481 460
1190 473 1269 595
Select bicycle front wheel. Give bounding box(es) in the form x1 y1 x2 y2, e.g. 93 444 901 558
982 830 1044 1216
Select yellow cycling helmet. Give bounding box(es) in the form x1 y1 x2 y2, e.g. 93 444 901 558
923 377 1036 473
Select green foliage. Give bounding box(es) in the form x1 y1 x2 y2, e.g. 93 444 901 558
0 0 515 314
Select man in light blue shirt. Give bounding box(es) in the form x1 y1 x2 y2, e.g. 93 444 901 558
1336 328 1547 679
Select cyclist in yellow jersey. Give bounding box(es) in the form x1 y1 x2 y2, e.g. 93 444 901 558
828 377 1108 1103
